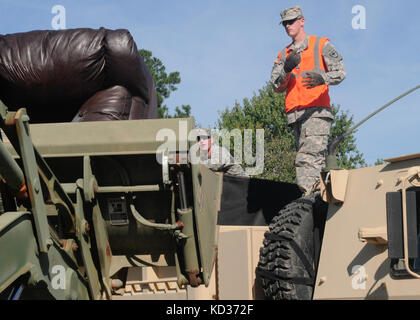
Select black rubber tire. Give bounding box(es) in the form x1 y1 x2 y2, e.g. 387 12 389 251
257 192 327 300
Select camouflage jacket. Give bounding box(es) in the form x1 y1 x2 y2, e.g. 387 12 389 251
200 144 248 177
270 35 345 124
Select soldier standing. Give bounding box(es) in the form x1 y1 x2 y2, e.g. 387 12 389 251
270 5 346 193
197 128 249 177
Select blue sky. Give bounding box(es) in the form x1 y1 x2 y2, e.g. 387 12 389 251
0 0 419 165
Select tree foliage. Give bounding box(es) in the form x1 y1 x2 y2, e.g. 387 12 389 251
161 104 191 119
139 49 191 118
374 158 385 166
329 105 366 169
217 84 296 182
217 83 366 183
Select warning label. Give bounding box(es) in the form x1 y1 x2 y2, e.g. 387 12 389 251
107 198 129 225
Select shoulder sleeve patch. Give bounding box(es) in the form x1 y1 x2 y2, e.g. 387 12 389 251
323 42 343 61
329 50 339 58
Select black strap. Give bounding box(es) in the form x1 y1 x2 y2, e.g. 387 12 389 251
265 233 315 279
313 225 321 271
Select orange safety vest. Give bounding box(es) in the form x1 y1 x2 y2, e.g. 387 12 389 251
276 35 331 113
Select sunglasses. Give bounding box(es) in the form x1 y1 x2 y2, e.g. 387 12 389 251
197 135 211 142
282 17 301 27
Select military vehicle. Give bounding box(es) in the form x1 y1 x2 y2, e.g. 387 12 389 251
0 103 225 300
0 28 224 300
257 85 420 300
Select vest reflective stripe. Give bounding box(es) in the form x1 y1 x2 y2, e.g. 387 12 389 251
281 35 331 113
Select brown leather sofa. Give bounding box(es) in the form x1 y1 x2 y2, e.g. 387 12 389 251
0 28 157 123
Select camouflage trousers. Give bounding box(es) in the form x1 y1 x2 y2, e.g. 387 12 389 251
291 117 332 193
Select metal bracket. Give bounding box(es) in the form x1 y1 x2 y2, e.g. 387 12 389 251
320 169 349 203
161 152 170 184
74 184 102 299
14 110 51 252
1 108 76 238
83 156 98 203
81 156 113 298
358 226 388 245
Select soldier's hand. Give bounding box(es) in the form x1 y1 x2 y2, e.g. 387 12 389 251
302 71 325 89
283 51 301 73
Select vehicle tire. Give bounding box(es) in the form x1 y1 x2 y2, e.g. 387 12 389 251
256 192 328 300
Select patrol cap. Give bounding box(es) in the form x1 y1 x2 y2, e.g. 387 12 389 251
196 128 212 140
280 5 303 24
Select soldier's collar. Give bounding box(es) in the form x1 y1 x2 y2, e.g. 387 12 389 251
289 35 309 52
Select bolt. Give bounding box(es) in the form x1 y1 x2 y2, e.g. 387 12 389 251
318 276 327 285
46 238 53 248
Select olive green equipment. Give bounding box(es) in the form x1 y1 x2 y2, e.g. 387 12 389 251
0 101 221 300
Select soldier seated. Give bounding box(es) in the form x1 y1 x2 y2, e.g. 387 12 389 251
196 128 248 177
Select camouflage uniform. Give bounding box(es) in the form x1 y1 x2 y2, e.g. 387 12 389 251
201 143 249 177
270 33 346 192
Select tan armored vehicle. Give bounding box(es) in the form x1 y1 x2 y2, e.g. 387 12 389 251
257 85 420 300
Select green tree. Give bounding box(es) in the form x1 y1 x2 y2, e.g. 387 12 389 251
329 105 367 169
374 158 385 166
161 104 191 119
217 83 366 183
139 49 191 118
217 83 296 182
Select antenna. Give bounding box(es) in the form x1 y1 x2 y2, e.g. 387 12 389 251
325 85 420 170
